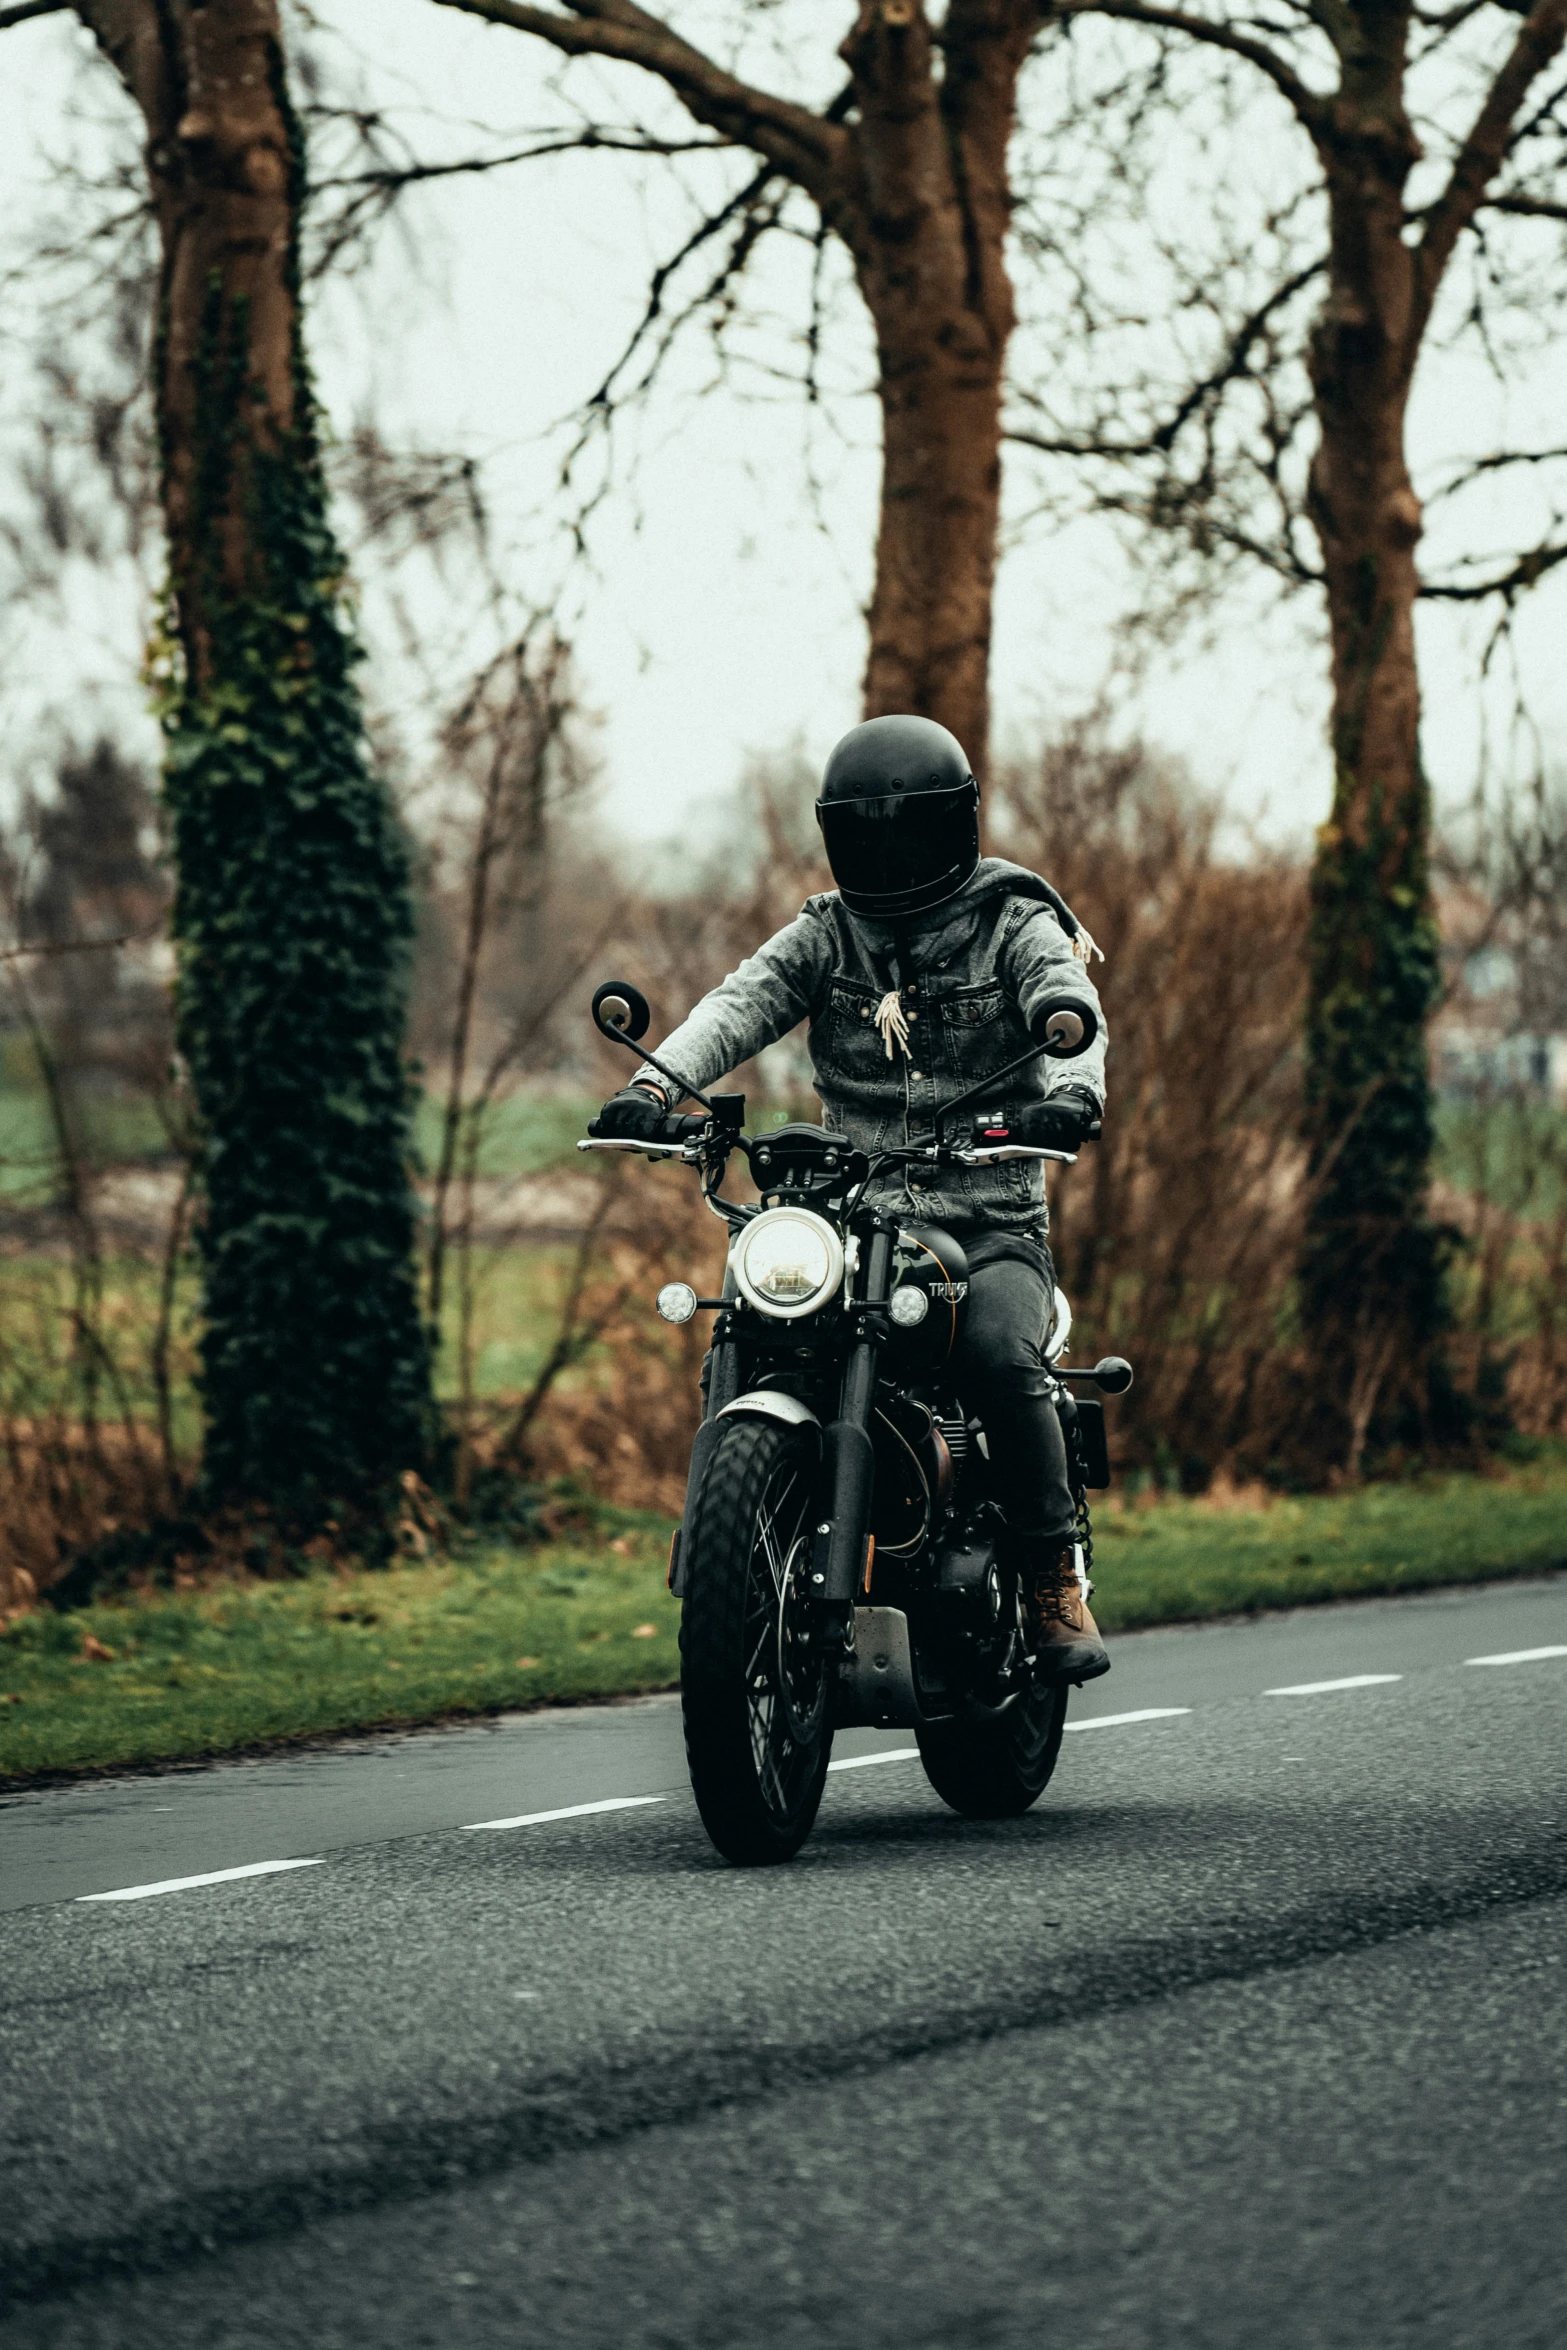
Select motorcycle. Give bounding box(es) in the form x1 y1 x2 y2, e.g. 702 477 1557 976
579 980 1133 1867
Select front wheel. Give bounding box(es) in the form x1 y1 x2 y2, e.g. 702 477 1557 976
915 1677 1069 1819
680 1417 832 1865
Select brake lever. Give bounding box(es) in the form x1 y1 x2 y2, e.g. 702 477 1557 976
576 1137 703 1162
954 1145 1077 1165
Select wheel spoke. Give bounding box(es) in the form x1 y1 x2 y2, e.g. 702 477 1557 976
742 1618 773 1685
735 1458 822 1823
756 1508 787 1598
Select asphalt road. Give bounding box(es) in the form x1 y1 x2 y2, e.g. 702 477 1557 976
2 1574 1564 2349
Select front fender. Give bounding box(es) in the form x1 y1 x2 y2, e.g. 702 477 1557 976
669 1390 823 1600
717 1389 822 1438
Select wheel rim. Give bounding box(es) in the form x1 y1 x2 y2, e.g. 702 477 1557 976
1011 1677 1067 1766
741 1458 827 1820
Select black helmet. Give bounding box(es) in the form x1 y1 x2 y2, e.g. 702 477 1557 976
815 715 980 920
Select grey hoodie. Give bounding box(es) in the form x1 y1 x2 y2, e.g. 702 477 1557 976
636 859 1107 1235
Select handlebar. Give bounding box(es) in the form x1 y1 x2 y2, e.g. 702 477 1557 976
579 978 1097 1200
576 1131 1075 1168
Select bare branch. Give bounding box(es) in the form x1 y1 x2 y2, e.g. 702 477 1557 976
1007 255 1323 460
305 124 737 278
553 160 787 532
0 928 158 963
313 126 734 196
428 0 847 198
1054 0 1331 136
1425 445 1567 503
1421 537 1567 601
1418 0 1567 298
1486 187 1567 218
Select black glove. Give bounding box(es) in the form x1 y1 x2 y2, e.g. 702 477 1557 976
588 1085 705 1144
989 1088 1102 1152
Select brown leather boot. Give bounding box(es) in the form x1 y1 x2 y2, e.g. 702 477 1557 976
1023 1543 1110 1685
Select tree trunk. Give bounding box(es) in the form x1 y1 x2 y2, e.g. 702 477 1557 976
857 281 1008 775
1300 83 1448 1455
838 0 1031 776
80 0 433 1519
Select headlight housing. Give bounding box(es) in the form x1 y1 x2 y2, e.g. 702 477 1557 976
731 1207 845 1320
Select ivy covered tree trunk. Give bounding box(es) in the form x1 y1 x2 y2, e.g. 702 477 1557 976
1300 65 1445 1462
82 0 432 1514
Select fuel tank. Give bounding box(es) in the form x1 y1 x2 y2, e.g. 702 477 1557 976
885 1221 970 1373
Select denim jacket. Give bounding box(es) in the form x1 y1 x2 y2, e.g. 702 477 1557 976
636 859 1107 1236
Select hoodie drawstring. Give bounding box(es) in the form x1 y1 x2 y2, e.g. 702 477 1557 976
873 991 913 1060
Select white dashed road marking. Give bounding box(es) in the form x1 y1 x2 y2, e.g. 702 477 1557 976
1266 1674 1403 1696
461 1796 665 1833
1463 1646 1567 1668
78 1858 325 1904
60 1634 1567 1901
1066 1708 1192 1732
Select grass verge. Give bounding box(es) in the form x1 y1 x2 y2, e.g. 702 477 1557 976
2 1452 1564 1784
1091 1446 1567 1630
0 1510 680 1784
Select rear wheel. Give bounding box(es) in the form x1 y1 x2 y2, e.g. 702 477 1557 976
680 1417 832 1865
915 1677 1068 1819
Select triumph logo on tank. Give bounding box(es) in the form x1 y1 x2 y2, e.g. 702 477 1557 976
931 1281 968 1301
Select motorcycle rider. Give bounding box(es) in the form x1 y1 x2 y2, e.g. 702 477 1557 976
589 714 1110 1684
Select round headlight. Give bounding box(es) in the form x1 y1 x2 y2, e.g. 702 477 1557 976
889 1284 930 1328
732 1207 845 1320
656 1282 698 1326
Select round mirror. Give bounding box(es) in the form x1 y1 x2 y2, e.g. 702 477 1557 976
1035 995 1098 1058
592 980 652 1042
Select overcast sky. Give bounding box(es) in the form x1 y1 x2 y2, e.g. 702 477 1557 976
1 1 1563 856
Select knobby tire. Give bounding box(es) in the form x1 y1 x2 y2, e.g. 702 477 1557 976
681 1418 832 1865
915 1677 1068 1818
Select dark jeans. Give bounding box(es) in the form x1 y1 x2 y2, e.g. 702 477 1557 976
949 1230 1076 1548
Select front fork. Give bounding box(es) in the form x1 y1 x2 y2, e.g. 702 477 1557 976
668 1258 742 1599
809 1223 894 1649
669 1222 894 1627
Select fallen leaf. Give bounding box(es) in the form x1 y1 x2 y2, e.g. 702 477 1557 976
631 1623 657 1639
1 1691 21 1705
609 1536 634 1558
515 1656 540 1669
81 1634 116 1663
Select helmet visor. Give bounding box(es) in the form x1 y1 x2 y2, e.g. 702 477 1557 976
816 783 978 905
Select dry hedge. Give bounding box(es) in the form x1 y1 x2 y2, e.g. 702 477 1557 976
5 735 1565 1604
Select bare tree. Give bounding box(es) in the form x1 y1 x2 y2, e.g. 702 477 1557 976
995 0 1567 1440
414 0 1065 773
